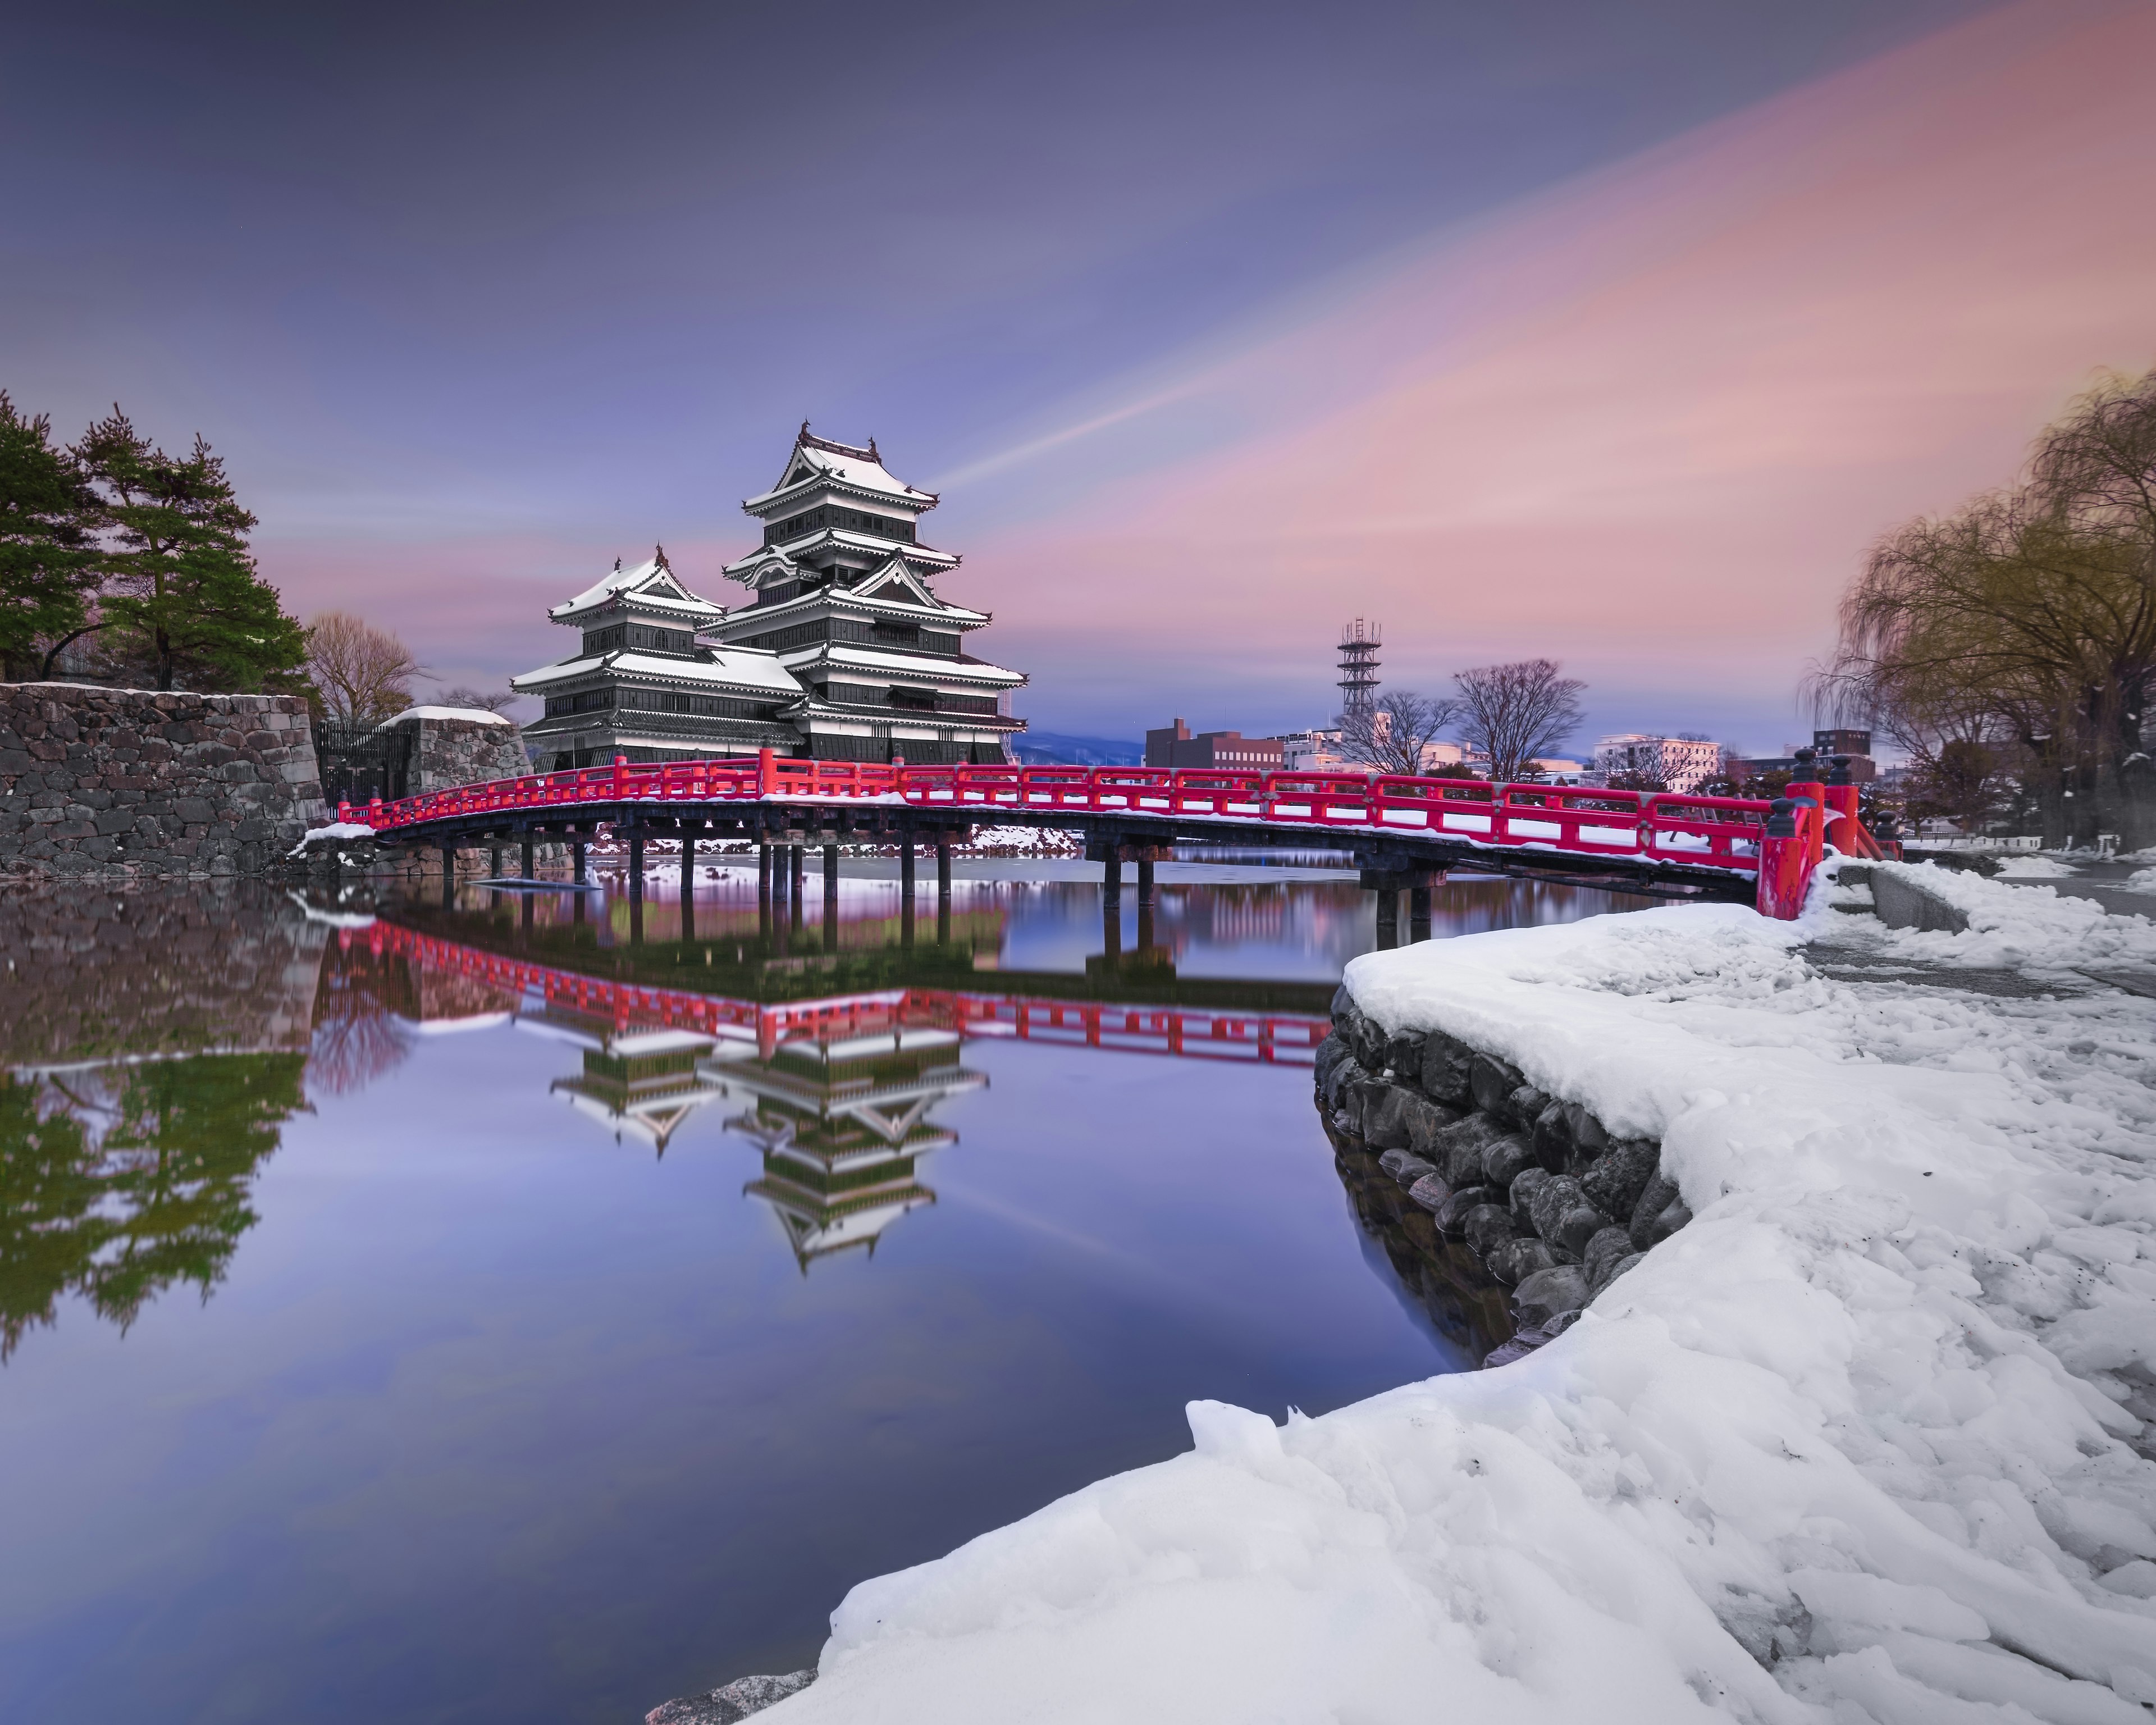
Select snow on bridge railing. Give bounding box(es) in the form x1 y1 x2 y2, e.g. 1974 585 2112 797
337 749 1878 920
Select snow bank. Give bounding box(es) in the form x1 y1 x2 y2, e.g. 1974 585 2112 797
773 874 2156 1723
1993 855 2084 879
287 821 376 857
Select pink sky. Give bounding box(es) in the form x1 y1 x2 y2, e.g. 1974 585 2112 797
255 0 2156 754
950 0 2156 750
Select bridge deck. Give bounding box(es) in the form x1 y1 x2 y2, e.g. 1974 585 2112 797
340 754 1774 901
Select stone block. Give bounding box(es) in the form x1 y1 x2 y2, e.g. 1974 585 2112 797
1870 869 1970 934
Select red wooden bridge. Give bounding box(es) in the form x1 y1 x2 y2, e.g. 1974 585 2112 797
336 749 1878 921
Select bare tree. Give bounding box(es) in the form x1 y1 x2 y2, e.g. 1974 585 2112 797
440 684 520 715
1337 689 1459 775
1452 659 1586 782
307 611 421 724
1814 368 2156 848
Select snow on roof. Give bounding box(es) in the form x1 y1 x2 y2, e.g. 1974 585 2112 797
512 647 805 696
798 645 1025 686
549 555 726 622
612 649 805 693
374 705 511 728
743 427 938 510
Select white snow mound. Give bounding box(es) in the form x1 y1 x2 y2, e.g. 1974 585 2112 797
774 875 2156 1724
288 821 376 856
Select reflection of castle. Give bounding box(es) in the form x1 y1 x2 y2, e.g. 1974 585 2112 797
545 1021 741 1154
716 1025 984 1270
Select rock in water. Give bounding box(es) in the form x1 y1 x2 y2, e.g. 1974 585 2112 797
1486 1236 1557 1287
1463 1203 1517 1257
1513 1263 1589 1329
646 1670 817 1725
1432 1185 1499 1239
1479 1132 1537 1189
1419 1033 1476 1106
1469 1052 1527 1118
1628 1172 1682 1251
1378 1148 1437 1187
1581 1139 1660 1226
1406 1172 1451 1213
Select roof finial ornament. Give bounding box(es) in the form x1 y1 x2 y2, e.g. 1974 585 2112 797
867 436 879 461
799 419 811 442
613 556 622 572
655 543 669 571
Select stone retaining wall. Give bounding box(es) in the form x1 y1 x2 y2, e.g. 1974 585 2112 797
1315 988 1691 1363
0 683 323 879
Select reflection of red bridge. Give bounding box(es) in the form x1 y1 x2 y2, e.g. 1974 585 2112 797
355 921 1328 1065
338 751 1885 918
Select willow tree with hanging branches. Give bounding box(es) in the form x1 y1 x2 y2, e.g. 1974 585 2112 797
1815 369 2156 850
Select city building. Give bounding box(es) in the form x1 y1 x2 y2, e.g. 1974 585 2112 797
513 427 1029 769
1144 719 1286 770
716 427 1027 764
1277 728 1351 772
1591 734 1724 793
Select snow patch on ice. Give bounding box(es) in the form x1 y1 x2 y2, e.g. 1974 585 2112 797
772 870 2156 1723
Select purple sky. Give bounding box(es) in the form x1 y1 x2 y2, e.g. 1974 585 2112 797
11 0 2124 754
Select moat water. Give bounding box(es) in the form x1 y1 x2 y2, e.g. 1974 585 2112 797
0 861 1642 1724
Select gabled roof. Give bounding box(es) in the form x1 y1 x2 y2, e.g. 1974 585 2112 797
852 558 941 608
719 544 800 585
742 424 938 511
550 550 726 623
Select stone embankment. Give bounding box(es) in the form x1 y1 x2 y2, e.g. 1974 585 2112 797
0 682 322 879
1314 989 1691 1362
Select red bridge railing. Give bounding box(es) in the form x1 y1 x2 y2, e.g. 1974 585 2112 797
336 750 1879 921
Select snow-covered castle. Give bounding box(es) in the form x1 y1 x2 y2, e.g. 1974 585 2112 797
514 426 1027 769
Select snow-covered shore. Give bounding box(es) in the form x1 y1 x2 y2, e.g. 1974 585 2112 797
766 866 2156 1723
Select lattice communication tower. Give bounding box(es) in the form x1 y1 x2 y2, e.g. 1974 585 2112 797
1337 619 1381 716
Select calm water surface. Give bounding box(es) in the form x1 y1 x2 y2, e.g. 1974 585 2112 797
0 864 1639 1724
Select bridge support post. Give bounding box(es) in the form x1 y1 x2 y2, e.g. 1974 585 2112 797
757 842 771 902
627 830 645 946
789 846 806 935
1136 857 1155 908
680 830 697 941
1409 881 1432 943
520 831 535 880
441 843 456 909
1101 900 1123 968
572 839 587 885
823 843 839 953
935 838 952 902
1101 851 1121 909
1373 885 1399 950
900 837 916 901
490 843 503 880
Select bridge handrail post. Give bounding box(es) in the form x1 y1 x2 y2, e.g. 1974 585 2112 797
1754 798 1814 919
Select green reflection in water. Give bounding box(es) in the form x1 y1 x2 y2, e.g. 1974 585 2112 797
0 1052 307 1358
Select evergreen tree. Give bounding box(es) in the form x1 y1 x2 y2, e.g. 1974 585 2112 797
0 393 102 681
74 408 308 693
